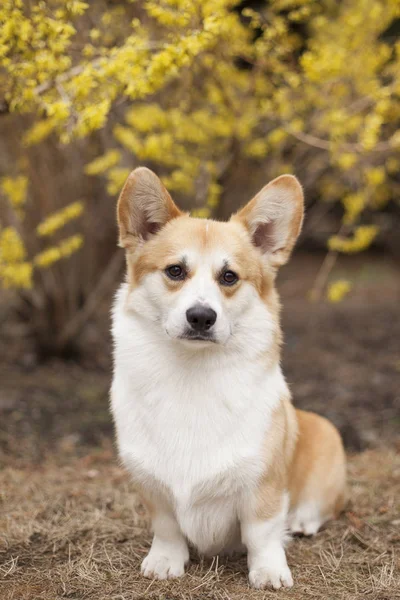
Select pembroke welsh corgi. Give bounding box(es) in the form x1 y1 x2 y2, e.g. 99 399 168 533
111 167 346 590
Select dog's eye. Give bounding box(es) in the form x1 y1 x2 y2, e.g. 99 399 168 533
165 265 185 280
220 270 238 286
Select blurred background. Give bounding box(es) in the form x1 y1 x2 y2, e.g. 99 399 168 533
0 0 399 462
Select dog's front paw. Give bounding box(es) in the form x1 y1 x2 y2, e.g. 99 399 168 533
141 551 186 580
249 564 293 590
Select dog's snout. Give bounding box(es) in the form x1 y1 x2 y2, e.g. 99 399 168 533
186 305 217 332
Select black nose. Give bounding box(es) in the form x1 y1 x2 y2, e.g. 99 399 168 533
186 305 217 331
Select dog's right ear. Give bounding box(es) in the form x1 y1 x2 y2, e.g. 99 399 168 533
117 167 182 250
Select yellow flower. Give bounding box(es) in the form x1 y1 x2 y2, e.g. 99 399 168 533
37 202 84 237
268 129 287 146
23 119 59 146
0 227 26 263
1 175 28 209
0 262 33 289
34 235 83 268
245 139 268 158
85 150 121 175
206 182 222 208
328 226 379 254
327 280 351 303
342 192 365 225
106 168 131 195
89 28 100 41
191 207 211 219
337 154 357 171
0 227 32 289
365 167 385 186
162 170 194 194
66 1 89 16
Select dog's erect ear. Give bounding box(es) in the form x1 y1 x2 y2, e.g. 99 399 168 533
233 175 304 268
117 167 182 249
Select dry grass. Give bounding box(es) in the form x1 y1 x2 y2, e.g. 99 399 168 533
1 448 399 600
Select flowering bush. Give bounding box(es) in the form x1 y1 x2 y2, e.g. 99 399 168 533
0 0 399 350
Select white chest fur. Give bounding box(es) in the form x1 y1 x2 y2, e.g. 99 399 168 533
111 285 287 554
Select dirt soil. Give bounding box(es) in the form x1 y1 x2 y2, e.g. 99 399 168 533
0 251 399 599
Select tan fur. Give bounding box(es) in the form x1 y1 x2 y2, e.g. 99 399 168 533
255 396 298 520
254 286 283 371
289 409 347 518
256 399 346 524
126 216 273 294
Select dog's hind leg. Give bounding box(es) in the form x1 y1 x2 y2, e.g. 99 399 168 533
288 409 346 536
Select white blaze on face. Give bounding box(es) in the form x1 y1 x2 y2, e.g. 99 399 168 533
163 249 231 344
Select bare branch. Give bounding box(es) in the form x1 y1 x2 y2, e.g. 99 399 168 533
57 249 124 348
285 127 392 153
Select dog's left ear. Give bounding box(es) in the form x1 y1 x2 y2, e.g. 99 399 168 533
233 175 304 268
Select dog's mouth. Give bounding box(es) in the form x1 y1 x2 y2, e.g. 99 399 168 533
179 330 216 344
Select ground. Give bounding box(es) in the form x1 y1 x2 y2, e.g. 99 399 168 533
0 252 399 599
1 450 399 600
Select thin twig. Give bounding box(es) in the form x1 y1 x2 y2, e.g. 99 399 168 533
309 250 339 303
35 61 102 95
284 127 392 153
310 220 351 302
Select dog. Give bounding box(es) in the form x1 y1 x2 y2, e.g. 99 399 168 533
111 167 346 590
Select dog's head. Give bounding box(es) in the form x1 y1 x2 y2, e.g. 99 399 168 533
117 167 303 353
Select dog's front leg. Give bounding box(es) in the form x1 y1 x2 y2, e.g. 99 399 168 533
141 503 189 580
240 492 293 590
